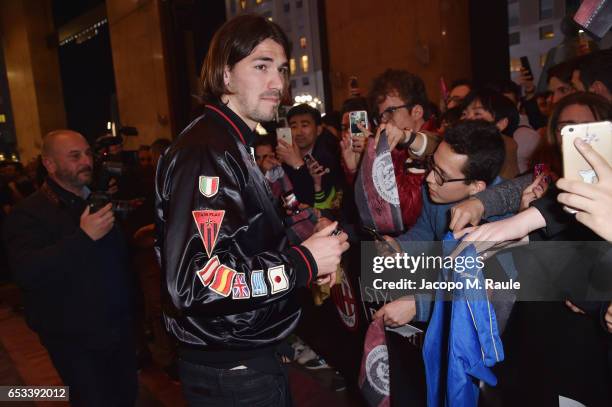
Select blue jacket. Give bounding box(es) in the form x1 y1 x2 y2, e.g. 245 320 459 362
423 233 504 407
395 177 511 321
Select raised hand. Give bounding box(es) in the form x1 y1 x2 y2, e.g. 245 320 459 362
80 203 114 241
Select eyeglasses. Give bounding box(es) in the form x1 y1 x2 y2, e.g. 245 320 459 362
376 104 412 125
427 155 471 186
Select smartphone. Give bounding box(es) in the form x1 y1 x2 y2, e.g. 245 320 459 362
276 127 292 146
88 192 111 213
520 56 533 79
303 153 315 166
349 111 368 137
561 121 612 213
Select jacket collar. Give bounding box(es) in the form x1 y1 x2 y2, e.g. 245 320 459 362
45 177 89 207
205 103 257 147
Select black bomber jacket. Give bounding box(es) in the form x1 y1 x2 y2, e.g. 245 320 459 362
154 103 318 363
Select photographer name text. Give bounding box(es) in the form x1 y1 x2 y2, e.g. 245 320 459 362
372 278 520 291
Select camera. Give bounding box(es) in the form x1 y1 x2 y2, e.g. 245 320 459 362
87 191 144 219
89 134 144 219
88 191 111 213
92 134 125 193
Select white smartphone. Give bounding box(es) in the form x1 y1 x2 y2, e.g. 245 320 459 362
276 127 292 146
349 110 368 137
561 120 612 213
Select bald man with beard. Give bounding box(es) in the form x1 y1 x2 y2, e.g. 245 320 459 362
3 130 138 407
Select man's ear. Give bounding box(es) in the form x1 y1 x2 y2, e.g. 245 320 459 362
41 156 55 175
223 65 231 88
469 180 487 196
411 104 424 121
316 124 323 136
496 117 509 133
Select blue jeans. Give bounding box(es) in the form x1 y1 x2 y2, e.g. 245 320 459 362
178 359 291 406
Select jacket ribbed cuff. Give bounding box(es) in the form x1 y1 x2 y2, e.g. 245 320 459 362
286 245 318 288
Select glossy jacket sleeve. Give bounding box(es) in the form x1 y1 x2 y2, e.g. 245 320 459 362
155 143 317 316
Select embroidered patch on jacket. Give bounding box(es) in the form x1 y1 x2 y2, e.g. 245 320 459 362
199 176 219 198
267 265 289 294
209 264 237 297
232 273 251 299
196 256 220 287
192 210 225 257
251 270 268 297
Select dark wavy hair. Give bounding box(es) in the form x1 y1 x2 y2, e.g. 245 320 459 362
367 69 430 120
547 55 586 85
444 120 505 185
461 89 520 136
199 14 291 103
546 91 612 148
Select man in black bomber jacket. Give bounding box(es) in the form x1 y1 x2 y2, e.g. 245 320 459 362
154 14 349 406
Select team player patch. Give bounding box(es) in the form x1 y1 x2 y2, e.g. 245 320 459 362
199 176 219 198
209 264 237 297
232 273 251 299
192 210 225 257
251 270 268 297
267 265 289 294
196 256 220 287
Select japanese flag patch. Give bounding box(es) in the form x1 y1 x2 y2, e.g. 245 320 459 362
267 265 289 294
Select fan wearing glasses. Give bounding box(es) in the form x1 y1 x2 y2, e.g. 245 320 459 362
367 69 440 157
374 120 509 326
362 69 442 229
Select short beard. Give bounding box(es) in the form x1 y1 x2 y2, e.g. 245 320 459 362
55 167 91 190
248 107 276 123
246 98 278 123
241 91 280 124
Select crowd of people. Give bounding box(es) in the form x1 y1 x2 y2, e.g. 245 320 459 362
1 12 611 407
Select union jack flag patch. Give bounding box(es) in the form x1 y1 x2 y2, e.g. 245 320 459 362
232 273 251 299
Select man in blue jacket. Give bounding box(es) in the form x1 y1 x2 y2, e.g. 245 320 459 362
375 120 508 325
